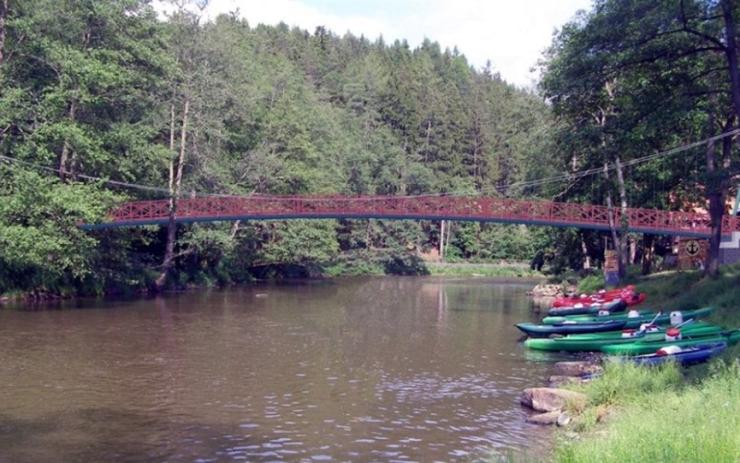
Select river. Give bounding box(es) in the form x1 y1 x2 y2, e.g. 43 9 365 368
0 277 555 462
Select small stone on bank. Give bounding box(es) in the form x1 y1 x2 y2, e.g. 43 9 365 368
520 387 587 412
553 361 602 377
526 410 561 425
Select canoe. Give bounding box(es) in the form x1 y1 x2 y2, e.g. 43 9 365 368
524 323 723 352
515 320 627 337
618 342 727 366
624 292 647 307
542 307 714 327
552 285 635 307
600 329 740 355
547 298 627 317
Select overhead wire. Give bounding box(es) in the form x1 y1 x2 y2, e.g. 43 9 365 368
1 128 738 201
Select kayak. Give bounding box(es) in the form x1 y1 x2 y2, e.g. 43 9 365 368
547 298 627 317
623 292 647 307
515 320 627 337
617 342 727 366
542 307 714 327
524 323 723 352
600 329 740 355
552 285 635 307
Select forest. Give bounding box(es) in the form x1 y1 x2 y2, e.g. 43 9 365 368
0 0 738 297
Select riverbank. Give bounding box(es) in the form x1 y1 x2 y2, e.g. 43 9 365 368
549 264 740 462
426 261 543 278
1 259 544 304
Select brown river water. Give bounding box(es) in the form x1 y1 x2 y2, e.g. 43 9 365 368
0 277 558 463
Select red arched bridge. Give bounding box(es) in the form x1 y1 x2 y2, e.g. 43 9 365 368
80 195 739 237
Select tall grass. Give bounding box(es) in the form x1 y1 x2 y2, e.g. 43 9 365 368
572 361 683 408
556 361 740 463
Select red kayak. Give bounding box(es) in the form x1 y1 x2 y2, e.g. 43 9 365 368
553 285 641 307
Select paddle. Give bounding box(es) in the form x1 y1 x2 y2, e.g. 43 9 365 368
634 311 663 337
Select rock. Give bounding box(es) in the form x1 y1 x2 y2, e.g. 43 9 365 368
530 283 565 298
520 387 587 413
526 410 561 425
556 412 571 427
553 361 602 377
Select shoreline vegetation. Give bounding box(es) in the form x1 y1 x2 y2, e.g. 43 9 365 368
527 264 740 463
0 260 545 305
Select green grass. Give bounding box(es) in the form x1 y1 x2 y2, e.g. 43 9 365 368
568 361 683 409
551 264 740 463
555 360 740 463
427 262 543 278
576 274 604 293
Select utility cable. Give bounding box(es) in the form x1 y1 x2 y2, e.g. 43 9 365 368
1 128 738 201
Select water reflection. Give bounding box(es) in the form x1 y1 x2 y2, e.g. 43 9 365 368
0 277 551 462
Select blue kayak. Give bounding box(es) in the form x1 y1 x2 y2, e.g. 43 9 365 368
516 320 627 337
619 342 727 366
547 298 627 317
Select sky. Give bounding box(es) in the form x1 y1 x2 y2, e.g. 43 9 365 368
174 0 593 87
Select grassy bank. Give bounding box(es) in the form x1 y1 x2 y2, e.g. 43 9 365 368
322 257 545 278
556 361 739 462
552 264 740 462
427 262 543 278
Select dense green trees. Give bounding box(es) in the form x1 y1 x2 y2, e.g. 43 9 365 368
540 0 740 278
1 0 736 297
0 0 554 295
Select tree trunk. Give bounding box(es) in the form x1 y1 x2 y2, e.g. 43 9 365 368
229 220 241 240
424 119 432 162
704 137 724 278
603 162 624 279
641 234 654 275
156 97 189 291
581 235 591 269
614 155 629 277
58 100 76 180
0 0 7 67
439 220 445 262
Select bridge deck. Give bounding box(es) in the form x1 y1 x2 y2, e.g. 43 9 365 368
81 195 739 238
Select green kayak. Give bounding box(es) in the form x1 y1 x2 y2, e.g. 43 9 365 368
524 323 723 352
542 307 713 327
600 329 740 355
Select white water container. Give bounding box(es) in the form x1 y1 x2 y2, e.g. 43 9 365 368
639 323 659 333
670 311 683 326
627 310 640 318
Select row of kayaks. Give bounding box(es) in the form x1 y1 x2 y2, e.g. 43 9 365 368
548 285 647 316
552 284 638 307
517 286 737 365
525 319 740 354
518 307 714 336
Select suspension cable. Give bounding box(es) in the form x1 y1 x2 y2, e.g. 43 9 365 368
1 128 738 201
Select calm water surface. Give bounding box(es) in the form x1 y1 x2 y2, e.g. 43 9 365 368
0 277 555 462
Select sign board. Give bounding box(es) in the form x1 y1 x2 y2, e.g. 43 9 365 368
604 249 620 286
677 238 708 270
604 250 619 272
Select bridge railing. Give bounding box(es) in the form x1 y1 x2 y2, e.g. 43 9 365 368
104 195 739 237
